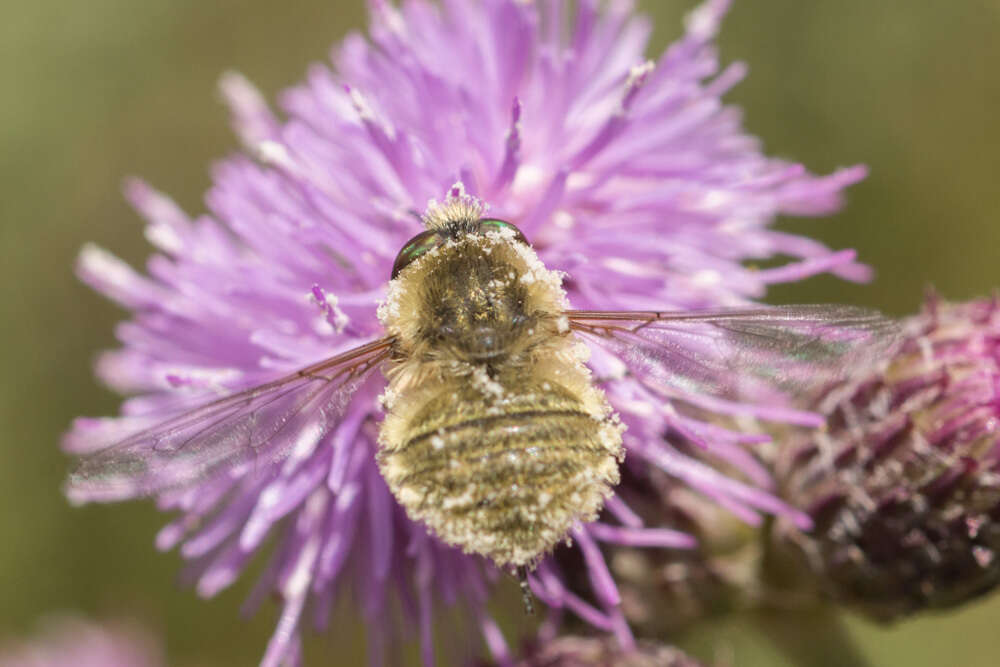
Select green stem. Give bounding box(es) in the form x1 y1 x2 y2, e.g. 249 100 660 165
750 606 873 667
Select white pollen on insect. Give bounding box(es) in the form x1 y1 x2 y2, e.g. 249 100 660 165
442 490 475 509
556 315 570 334
598 419 626 458
471 366 505 399
399 487 422 506
421 182 490 231
507 237 568 305
430 434 445 450
376 289 401 325
377 385 398 410
489 226 517 242
571 341 592 362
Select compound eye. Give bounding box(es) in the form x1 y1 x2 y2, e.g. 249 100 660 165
478 218 529 245
391 230 442 279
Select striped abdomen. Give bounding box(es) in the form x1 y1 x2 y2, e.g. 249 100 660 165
377 374 623 567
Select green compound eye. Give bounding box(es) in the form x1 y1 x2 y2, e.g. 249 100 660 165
478 218 529 245
391 230 443 279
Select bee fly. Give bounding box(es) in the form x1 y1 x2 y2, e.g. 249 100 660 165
376 199 625 582
68 194 897 611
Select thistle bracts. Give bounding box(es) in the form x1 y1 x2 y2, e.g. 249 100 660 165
774 295 1000 620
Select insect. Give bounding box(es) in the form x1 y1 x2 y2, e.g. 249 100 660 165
68 196 897 592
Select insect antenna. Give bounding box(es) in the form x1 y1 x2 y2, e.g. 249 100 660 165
516 566 534 615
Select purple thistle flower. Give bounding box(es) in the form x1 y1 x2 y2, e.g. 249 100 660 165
0 617 163 667
65 0 869 664
772 295 1000 621
596 482 759 637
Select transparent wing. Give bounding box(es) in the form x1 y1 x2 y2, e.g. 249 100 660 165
67 337 393 502
568 305 900 411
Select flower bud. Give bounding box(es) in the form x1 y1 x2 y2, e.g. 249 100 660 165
773 296 1000 620
605 482 760 635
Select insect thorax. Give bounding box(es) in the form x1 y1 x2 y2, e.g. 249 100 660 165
379 230 568 363
377 232 624 567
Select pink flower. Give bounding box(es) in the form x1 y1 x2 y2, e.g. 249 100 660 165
0 617 163 667
65 1 869 664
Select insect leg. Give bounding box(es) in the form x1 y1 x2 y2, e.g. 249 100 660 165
517 566 534 615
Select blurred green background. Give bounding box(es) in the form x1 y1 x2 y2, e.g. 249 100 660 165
1 1 998 665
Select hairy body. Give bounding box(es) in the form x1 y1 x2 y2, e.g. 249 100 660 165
377 221 624 568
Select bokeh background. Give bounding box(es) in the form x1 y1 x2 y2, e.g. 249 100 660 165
2 1 998 665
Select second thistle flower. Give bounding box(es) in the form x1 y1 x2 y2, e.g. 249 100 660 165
773 295 1000 620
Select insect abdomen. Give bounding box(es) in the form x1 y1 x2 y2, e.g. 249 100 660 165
378 376 622 567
